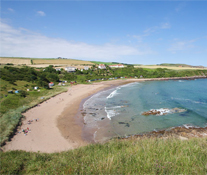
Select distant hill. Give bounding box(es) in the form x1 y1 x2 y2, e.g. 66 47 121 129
158 63 205 68
159 63 192 67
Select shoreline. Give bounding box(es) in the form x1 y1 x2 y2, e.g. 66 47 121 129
2 76 207 153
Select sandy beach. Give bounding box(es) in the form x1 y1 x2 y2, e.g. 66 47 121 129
3 79 144 153
3 77 206 153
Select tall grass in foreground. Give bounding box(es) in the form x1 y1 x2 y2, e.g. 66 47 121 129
0 87 68 146
1 137 207 174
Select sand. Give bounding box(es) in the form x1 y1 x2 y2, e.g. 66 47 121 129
3 79 143 153
3 77 206 153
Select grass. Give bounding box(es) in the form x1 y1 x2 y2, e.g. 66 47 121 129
1 137 207 174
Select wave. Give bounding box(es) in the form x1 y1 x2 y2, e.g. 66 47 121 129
105 106 123 120
106 87 120 99
120 82 140 88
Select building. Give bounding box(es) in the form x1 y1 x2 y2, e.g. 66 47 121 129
55 68 61 71
109 64 124 68
65 66 76 72
98 64 106 69
84 66 89 70
48 82 54 87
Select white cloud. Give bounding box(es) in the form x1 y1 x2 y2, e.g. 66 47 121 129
8 8 14 12
175 2 186 12
168 39 195 53
129 22 171 43
0 21 152 61
160 22 171 29
37 11 45 16
132 35 143 42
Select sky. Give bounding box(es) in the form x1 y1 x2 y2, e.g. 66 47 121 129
0 1 207 66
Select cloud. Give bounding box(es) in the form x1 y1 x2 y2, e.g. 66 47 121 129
129 22 171 43
0 21 152 61
132 35 143 42
175 2 186 12
8 8 14 13
37 11 45 16
160 22 171 29
168 39 195 53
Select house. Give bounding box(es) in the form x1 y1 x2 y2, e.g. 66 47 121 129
65 66 76 72
55 68 61 71
98 64 106 69
109 64 124 68
84 66 89 70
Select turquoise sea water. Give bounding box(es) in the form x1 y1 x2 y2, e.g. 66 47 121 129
83 79 207 142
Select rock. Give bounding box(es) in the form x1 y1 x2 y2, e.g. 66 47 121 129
142 108 186 116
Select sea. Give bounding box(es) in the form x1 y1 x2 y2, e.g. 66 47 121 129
82 78 207 143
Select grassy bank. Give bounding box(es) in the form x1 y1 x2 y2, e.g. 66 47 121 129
0 86 68 146
1 137 207 174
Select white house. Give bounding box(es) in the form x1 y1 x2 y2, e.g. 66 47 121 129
84 66 89 70
65 66 76 72
109 64 124 68
55 68 61 71
98 64 106 69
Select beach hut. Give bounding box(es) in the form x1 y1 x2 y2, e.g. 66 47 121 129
15 90 19 94
34 86 39 90
49 82 54 86
8 90 13 94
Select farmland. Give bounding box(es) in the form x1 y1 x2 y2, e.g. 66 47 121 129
0 58 31 65
0 57 94 67
32 59 94 65
135 65 207 70
0 57 206 70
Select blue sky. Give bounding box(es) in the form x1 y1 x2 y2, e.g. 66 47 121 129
1 1 207 66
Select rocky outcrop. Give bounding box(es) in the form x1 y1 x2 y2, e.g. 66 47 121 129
142 108 186 116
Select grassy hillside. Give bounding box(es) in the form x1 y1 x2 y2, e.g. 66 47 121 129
0 77 68 146
1 137 207 174
159 63 192 67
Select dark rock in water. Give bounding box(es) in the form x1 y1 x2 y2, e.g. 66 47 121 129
81 112 87 116
118 122 130 127
101 117 105 120
89 113 96 116
119 122 126 124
